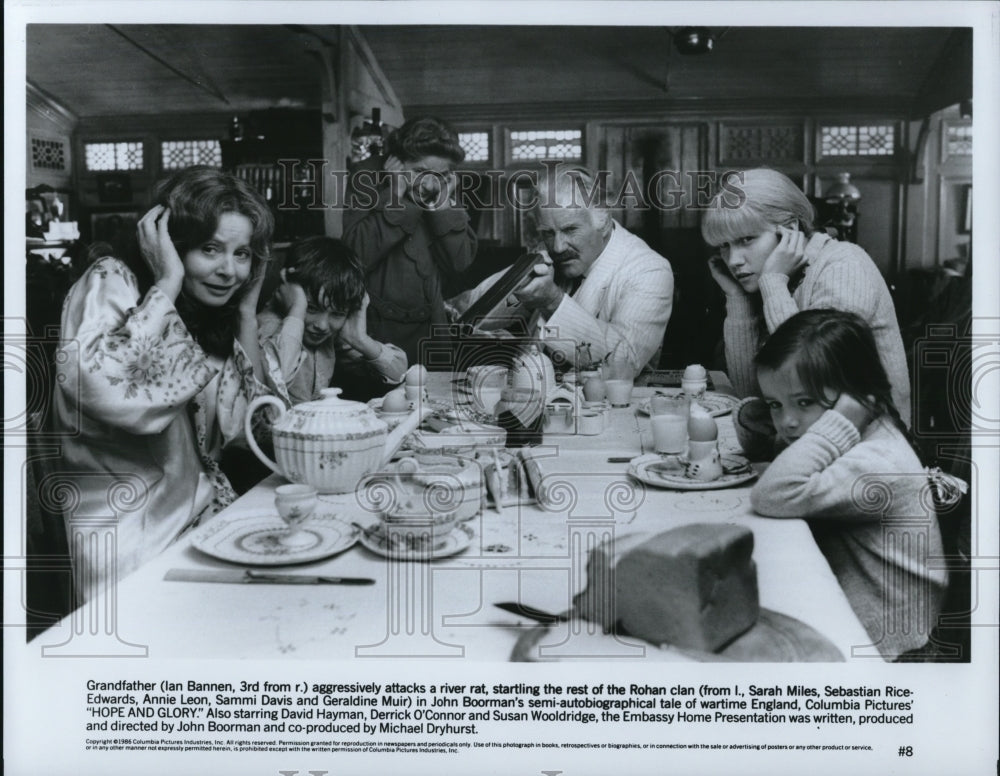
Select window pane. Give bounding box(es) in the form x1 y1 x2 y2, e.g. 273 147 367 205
820 126 858 157
31 137 67 170
510 129 582 161
161 140 223 170
946 125 972 156
458 132 490 162
85 141 144 171
820 124 895 157
85 143 118 171
116 142 144 170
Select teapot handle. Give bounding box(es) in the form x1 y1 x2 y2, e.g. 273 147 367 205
244 395 286 475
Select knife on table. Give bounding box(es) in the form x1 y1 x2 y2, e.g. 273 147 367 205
493 602 734 662
165 569 375 585
495 602 568 623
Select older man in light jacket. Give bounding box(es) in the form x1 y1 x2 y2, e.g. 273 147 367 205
454 165 674 373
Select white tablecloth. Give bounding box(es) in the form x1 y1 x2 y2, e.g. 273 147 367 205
36 374 872 662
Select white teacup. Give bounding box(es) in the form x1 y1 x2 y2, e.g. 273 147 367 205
381 508 459 551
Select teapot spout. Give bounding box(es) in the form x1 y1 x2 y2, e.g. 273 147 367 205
381 404 434 467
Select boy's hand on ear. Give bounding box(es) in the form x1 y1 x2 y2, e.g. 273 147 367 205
340 293 369 341
763 225 808 278
273 282 308 320
338 294 381 360
832 392 873 432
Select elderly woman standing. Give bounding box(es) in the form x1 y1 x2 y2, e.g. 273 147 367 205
342 116 477 364
54 167 281 602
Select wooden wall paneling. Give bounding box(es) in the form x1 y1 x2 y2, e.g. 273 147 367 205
903 106 971 271
598 124 628 230
855 179 897 275
937 175 972 264
27 83 77 192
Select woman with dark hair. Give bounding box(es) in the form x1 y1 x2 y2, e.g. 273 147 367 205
343 116 477 363
53 166 281 602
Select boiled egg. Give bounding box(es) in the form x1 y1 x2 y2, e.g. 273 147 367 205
405 364 428 386
687 404 718 441
382 388 409 413
683 363 707 380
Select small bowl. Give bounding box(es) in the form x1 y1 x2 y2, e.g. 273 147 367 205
380 508 459 550
375 409 412 431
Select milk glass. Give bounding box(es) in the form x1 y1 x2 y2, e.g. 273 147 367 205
650 395 689 454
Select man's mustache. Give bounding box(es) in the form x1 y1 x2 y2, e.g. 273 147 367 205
550 250 579 263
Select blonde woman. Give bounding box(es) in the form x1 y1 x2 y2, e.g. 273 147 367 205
701 167 911 425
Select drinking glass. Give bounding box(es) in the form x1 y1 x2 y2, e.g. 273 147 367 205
601 356 635 408
469 365 507 418
649 394 689 454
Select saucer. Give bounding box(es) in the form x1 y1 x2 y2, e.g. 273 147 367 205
191 512 359 565
358 523 475 561
627 454 757 491
637 391 738 418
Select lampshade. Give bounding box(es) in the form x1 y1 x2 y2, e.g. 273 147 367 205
824 172 862 202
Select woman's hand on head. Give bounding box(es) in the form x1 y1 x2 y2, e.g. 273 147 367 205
708 255 745 297
762 225 808 278
138 205 184 301
833 392 874 432
238 264 268 319
273 280 308 319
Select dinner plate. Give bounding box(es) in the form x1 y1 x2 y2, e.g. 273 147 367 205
358 523 475 561
637 391 738 417
509 609 844 663
407 424 507 451
627 453 757 490
190 512 359 565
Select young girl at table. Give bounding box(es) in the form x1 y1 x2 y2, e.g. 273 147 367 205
701 167 911 426
256 236 407 406
53 166 282 603
749 309 953 660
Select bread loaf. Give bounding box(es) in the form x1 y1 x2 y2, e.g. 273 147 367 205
573 524 759 652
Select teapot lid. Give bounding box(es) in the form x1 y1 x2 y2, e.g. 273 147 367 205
279 388 387 438
303 387 360 409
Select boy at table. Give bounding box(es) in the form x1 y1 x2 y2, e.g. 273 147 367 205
257 236 407 405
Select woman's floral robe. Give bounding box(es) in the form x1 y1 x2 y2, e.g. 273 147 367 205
53 257 280 603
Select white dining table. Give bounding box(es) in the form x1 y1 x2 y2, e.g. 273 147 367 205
34 372 873 663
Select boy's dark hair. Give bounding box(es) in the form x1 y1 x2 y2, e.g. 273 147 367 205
386 116 465 165
284 236 366 314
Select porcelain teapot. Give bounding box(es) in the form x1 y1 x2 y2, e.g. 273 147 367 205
245 388 429 494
